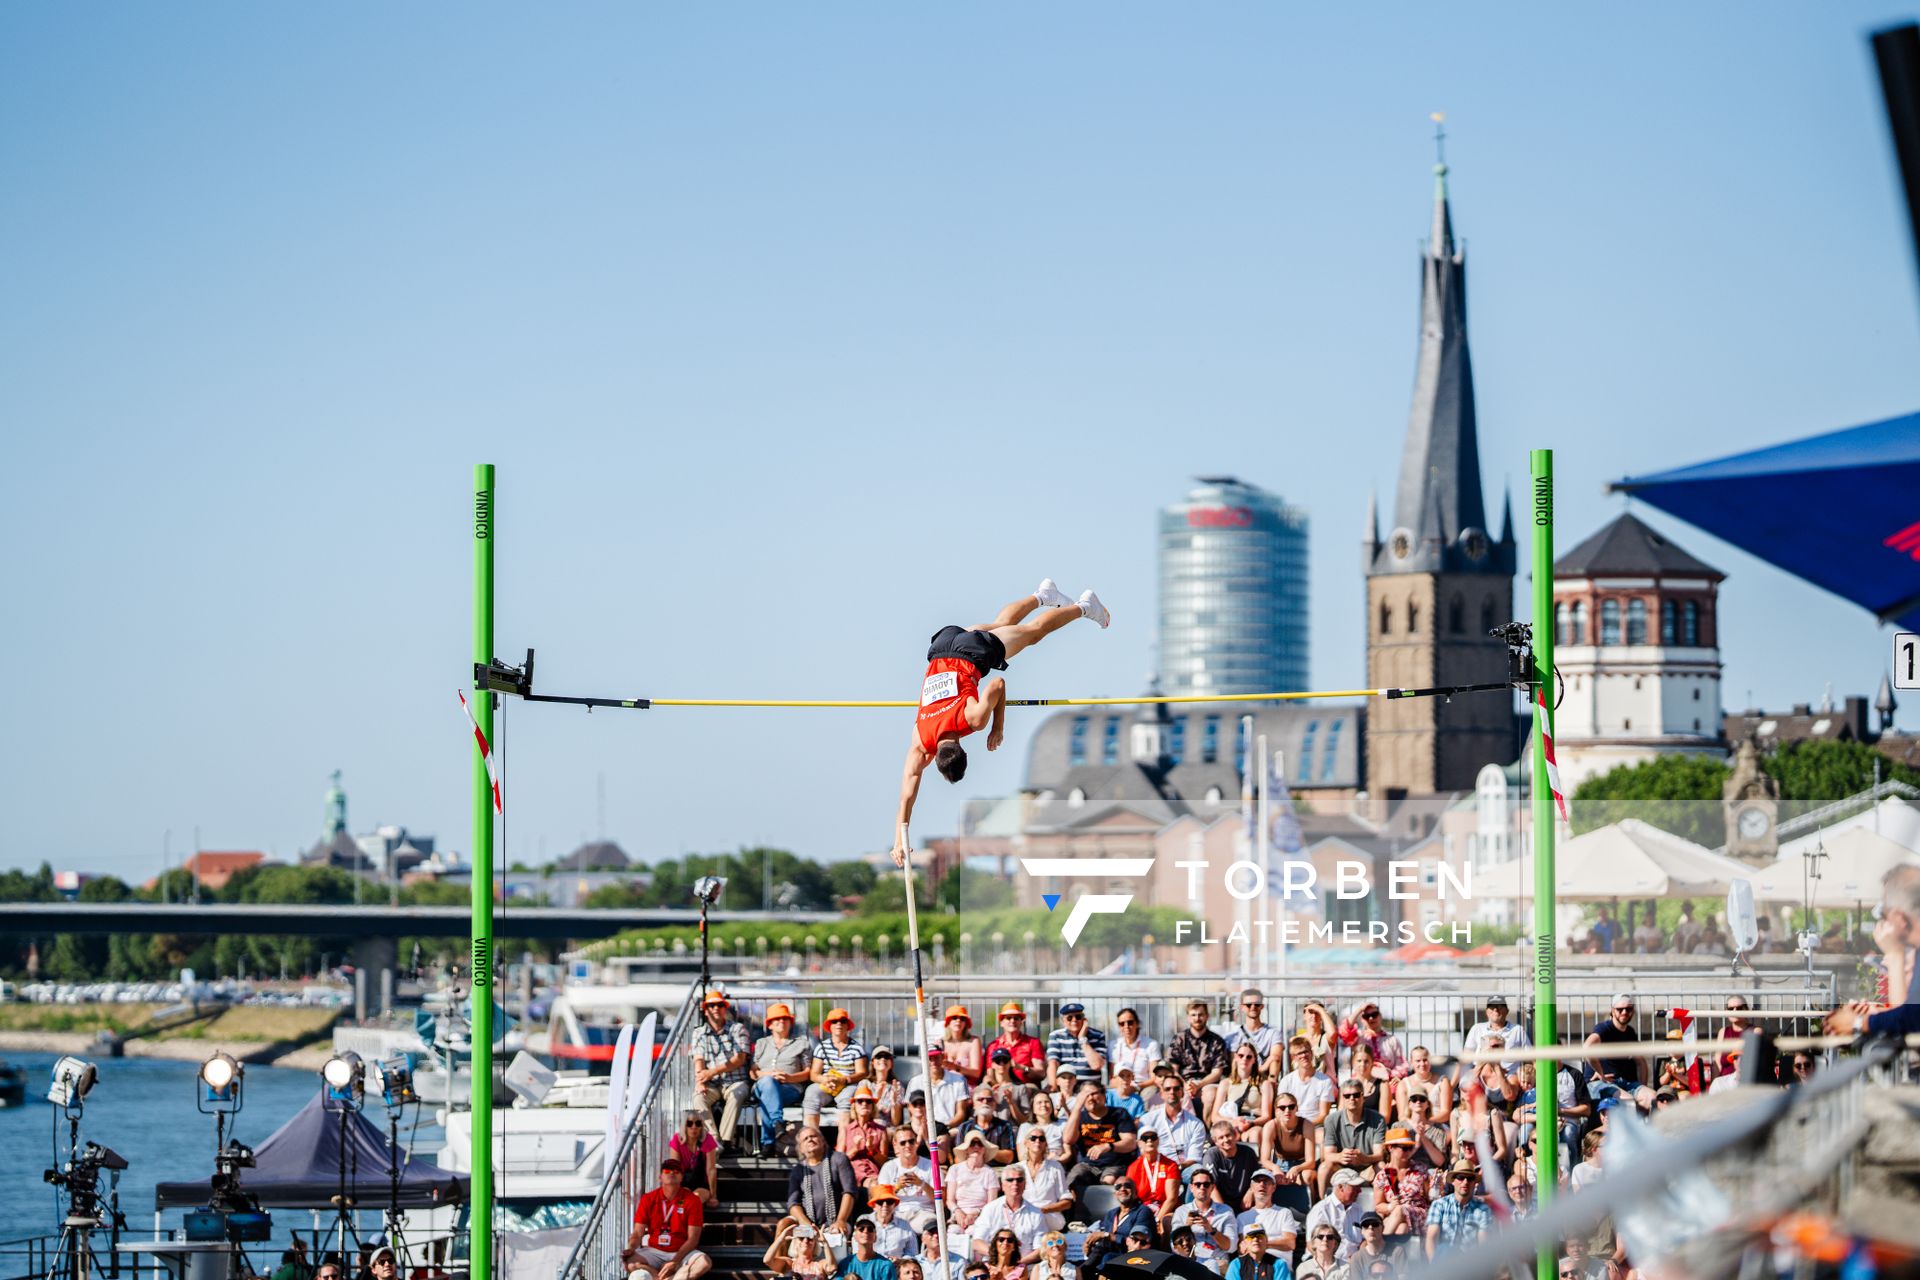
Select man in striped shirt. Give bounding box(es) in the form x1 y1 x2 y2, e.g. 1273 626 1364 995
1045 1003 1106 1092
806 1008 870 1132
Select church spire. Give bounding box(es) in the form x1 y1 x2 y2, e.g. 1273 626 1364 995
1371 124 1504 577
1431 113 1453 258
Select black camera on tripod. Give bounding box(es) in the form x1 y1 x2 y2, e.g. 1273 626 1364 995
1489 621 1537 690
44 1142 129 1223
186 1140 272 1243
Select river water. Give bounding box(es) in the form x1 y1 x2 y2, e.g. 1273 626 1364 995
0 1052 445 1264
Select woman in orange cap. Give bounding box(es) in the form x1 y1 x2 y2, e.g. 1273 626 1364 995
942 1005 984 1087
806 1008 869 1133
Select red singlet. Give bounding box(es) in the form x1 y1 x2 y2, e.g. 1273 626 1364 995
915 657 980 754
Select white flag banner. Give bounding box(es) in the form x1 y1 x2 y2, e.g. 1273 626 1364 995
1240 716 1257 850
1265 749 1317 915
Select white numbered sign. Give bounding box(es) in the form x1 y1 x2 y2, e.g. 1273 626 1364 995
1896 632 1920 691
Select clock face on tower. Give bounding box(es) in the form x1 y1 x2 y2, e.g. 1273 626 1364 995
1737 805 1771 841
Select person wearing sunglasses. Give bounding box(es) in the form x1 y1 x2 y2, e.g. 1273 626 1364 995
1581 995 1645 1100
1224 989 1286 1076
1274 1038 1335 1130
1294 1224 1344 1280
1462 995 1529 1077
1269 1091 1317 1185
1421 1162 1492 1260
1828 865 1920 1040
1082 1173 1157 1268
984 1229 1026 1280
966 1167 1046 1262
1125 1129 1183 1229
765 1219 835 1278
1169 1170 1238 1271
837 1217 895 1280
866 1186 919 1261
1108 1008 1160 1088
1710 997 1752 1080
1315 1079 1385 1198
1339 1003 1407 1080
671 1110 722 1206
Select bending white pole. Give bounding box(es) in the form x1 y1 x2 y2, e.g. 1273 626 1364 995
898 831 956 1280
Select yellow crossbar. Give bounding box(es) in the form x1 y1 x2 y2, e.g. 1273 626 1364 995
648 689 1387 709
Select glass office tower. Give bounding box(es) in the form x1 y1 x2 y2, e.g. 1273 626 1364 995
1158 476 1309 696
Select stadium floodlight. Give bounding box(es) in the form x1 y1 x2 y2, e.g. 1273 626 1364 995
320 1052 364 1110
47 1057 97 1109
199 1052 244 1108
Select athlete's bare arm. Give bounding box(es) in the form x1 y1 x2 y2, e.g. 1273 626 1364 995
892 740 930 866
966 678 1008 751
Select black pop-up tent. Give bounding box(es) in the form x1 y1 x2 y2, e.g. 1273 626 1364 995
155 1090 468 1210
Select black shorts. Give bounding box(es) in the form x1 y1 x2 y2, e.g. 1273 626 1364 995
927 625 1008 676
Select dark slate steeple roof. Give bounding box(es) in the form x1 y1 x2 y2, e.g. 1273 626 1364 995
1554 512 1725 580
1370 159 1514 578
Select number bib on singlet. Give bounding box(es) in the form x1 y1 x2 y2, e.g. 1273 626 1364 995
921 670 960 706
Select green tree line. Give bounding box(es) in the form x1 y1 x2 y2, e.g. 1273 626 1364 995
1570 740 1920 846
0 847 910 982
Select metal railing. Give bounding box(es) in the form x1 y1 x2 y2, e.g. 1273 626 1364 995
1410 1038 1898 1280
559 979 703 1280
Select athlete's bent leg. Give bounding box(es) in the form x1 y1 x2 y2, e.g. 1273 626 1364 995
980 594 1040 630
991 602 1085 660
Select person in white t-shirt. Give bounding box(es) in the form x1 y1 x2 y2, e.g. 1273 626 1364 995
906 1048 971 1128
1233 1169 1300 1256
878 1128 939 1230
1223 988 1287 1074
1461 996 1530 1073
1108 1008 1162 1087
1273 1038 1336 1128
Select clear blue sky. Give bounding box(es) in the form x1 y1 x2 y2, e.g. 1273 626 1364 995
4 5 1917 880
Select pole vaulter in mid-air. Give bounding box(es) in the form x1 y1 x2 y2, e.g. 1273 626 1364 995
891 578 1109 866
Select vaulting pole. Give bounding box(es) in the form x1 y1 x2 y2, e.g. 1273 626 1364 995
1528 449 1557 1280
471 464 496 1280
898 838 955 1280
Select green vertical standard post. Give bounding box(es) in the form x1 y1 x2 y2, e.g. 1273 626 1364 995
1528 449 1557 1280
471 464 496 1280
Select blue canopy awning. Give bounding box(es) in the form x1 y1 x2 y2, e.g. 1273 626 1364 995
1610 412 1920 630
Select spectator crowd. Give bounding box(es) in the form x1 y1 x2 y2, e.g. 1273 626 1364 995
649 977 1873 1280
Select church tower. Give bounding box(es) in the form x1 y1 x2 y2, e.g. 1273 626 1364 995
1364 149 1517 801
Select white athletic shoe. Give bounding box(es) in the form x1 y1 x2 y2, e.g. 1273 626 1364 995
1035 578 1073 609
1077 589 1111 629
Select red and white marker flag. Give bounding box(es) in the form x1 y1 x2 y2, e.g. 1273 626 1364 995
1536 685 1569 824
1671 1007 1702 1093
458 690 503 814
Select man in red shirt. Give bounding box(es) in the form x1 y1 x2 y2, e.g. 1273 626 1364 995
624 1159 712 1280
891 579 1109 865
984 1002 1047 1112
